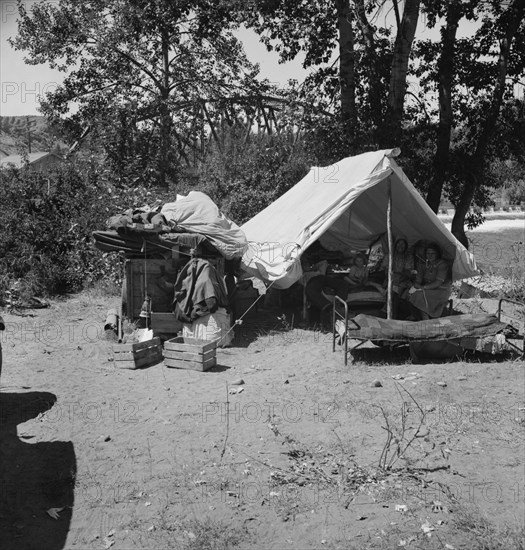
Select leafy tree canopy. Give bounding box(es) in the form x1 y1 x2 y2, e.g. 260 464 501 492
10 0 264 186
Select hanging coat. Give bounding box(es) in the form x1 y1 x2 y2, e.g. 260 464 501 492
173 258 229 323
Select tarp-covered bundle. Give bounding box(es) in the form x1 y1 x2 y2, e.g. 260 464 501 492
241 149 478 288
160 192 247 259
93 191 247 260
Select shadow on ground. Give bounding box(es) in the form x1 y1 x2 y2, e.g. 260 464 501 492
0 391 76 550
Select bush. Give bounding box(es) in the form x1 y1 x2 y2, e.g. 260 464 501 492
504 179 525 205
195 131 311 225
0 162 169 297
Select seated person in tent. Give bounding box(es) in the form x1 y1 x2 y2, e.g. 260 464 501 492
380 238 413 317
301 246 349 321
407 242 451 320
344 253 369 288
411 239 428 278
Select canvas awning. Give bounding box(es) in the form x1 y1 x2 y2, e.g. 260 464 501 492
241 149 478 289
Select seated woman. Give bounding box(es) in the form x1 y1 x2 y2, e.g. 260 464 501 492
407 242 451 320
380 238 413 317
344 253 369 288
411 239 427 280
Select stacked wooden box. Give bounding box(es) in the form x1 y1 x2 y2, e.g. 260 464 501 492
163 337 217 371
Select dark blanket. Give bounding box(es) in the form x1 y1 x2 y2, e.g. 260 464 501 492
173 258 229 323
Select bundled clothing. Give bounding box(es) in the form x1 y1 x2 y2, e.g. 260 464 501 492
173 258 229 323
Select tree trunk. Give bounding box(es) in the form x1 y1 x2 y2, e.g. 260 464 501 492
451 0 525 246
354 0 383 142
335 0 356 151
378 0 421 148
158 28 172 189
426 1 462 213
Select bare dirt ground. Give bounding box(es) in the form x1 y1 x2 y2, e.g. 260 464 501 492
1 291 524 550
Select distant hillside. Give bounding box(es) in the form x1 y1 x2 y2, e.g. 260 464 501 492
0 115 68 157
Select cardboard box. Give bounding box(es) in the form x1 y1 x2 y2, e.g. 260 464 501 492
163 336 217 371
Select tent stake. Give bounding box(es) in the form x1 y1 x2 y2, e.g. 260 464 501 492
387 178 394 319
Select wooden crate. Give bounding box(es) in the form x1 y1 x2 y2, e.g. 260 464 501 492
125 259 179 319
163 337 217 371
113 337 163 370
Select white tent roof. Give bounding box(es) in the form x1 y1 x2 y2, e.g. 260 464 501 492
240 149 478 289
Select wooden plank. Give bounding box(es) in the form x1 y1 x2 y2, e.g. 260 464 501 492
115 360 139 370
113 337 161 353
114 352 162 369
164 337 217 354
113 345 162 361
113 351 136 360
163 348 216 362
164 355 216 372
133 347 163 368
113 338 162 369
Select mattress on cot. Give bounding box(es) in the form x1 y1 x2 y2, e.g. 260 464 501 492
338 313 509 344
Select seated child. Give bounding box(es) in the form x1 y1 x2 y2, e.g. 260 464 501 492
344 253 369 288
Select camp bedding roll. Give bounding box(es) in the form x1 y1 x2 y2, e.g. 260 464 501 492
342 313 508 342
161 191 248 259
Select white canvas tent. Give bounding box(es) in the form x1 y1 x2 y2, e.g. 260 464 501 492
241 149 478 289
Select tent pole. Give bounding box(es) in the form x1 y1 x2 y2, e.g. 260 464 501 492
387 178 394 319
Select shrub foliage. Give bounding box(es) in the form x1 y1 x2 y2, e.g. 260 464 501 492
0 162 168 297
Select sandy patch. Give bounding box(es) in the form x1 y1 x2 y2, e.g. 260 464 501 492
1 292 524 550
